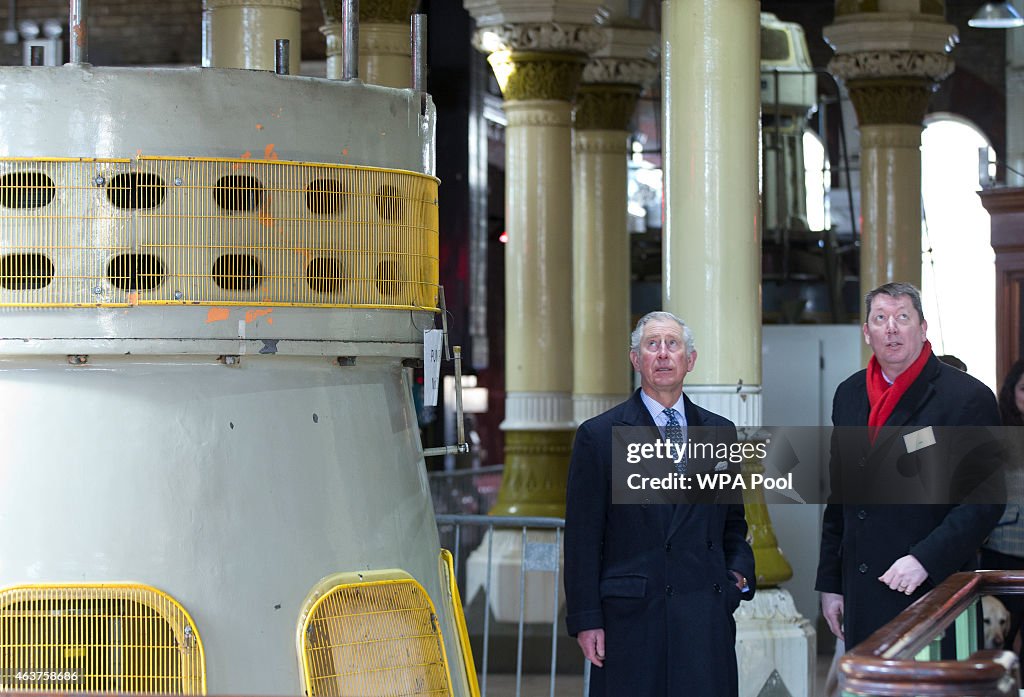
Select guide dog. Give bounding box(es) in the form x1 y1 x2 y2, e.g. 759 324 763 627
982 595 1011 649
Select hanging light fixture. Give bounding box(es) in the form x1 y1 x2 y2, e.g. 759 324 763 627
968 1 1024 28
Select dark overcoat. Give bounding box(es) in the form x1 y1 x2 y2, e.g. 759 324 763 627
564 389 755 697
815 354 1005 648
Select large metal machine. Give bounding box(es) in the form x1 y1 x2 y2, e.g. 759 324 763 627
0 3 476 696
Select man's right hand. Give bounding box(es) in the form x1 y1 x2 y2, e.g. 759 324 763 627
821 592 845 641
577 628 605 667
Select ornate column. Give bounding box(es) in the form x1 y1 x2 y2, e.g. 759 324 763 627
663 3 813 695
205 0 302 73
824 2 957 313
320 0 417 87
572 20 657 424
464 1 604 518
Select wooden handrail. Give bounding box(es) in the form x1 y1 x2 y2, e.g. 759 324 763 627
839 571 1024 696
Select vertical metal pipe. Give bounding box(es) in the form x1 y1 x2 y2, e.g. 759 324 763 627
30 45 43 65
341 0 358 81
411 13 427 94
69 0 86 64
275 38 290 75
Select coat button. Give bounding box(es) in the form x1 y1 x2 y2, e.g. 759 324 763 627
858 563 868 574
713 583 722 593
665 542 672 552
707 540 714 550
666 585 673 596
858 456 866 468
857 509 867 520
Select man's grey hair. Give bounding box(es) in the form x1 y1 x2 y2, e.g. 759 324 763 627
629 311 695 356
864 282 925 323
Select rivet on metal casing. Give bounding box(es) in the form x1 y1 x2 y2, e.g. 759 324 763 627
67 355 88 365
174 177 183 186
93 175 105 186
173 290 183 300
219 355 241 366
92 286 103 294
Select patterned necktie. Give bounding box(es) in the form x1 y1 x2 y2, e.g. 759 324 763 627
663 408 687 475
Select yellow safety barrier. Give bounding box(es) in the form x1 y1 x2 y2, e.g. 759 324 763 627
0 157 439 310
298 571 454 697
0 582 206 694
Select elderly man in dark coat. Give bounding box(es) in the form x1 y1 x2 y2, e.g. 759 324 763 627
564 311 755 697
816 282 1004 649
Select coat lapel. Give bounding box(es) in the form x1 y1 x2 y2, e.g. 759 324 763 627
868 354 940 458
667 394 702 539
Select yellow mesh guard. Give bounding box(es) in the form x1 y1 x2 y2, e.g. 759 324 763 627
300 577 454 697
0 156 439 309
439 550 480 697
0 583 206 694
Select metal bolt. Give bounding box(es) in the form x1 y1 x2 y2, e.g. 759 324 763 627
220 355 240 366
93 175 105 186
173 290 183 300
92 285 102 294
67 355 88 365
174 177 183 186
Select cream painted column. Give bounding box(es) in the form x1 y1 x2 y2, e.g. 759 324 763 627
464 7 604 516
320 0 417 86
824 4 957 321
662 0 761 426
1008 0 1024 187
572 26 657 424
205 0 301 73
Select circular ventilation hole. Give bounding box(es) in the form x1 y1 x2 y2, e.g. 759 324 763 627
374 185 404 222
214 175 264 212
105 173 166 209
375 258 402 297
306 258 344 293
0 253 54 290
212 254 263 291
105 253 166 291
0 171 56 209
305 179 345 216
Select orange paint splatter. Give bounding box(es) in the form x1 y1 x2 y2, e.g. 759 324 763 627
245 308 273 324
255 123 264 131
205 307 231 323
341 148 349 156
127 292 139 306
233 151 253 171
136 149 143 159
257 193 274 228
264 143 279 161
266 317 274 325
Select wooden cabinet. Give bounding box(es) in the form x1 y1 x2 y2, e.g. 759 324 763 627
981 186 1024 382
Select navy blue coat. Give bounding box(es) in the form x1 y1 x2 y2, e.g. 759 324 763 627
815 354 1005 648
564 389 755 697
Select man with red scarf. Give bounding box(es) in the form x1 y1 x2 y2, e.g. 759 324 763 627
815 282 1004 649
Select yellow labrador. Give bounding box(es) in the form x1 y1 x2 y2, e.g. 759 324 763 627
982 595 1011 649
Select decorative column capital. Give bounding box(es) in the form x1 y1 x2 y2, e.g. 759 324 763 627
486 50 587 102
471 22 606 55
828 49 954 82
825 11 957 127
574 83 641 131
835 0 946 18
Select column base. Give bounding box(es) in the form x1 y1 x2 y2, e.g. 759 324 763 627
464 528 563 624
491 429 574 517
736 589 816 697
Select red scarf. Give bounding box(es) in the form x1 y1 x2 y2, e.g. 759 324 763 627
866 340 932 443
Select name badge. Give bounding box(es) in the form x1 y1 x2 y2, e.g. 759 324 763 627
903 426 936 454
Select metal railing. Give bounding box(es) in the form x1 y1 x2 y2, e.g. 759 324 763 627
840 571 1024 696
435 513 584 697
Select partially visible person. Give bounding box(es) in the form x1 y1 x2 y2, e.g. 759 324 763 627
980 358 1024 653
938 354 967 372
816 282 1005 650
